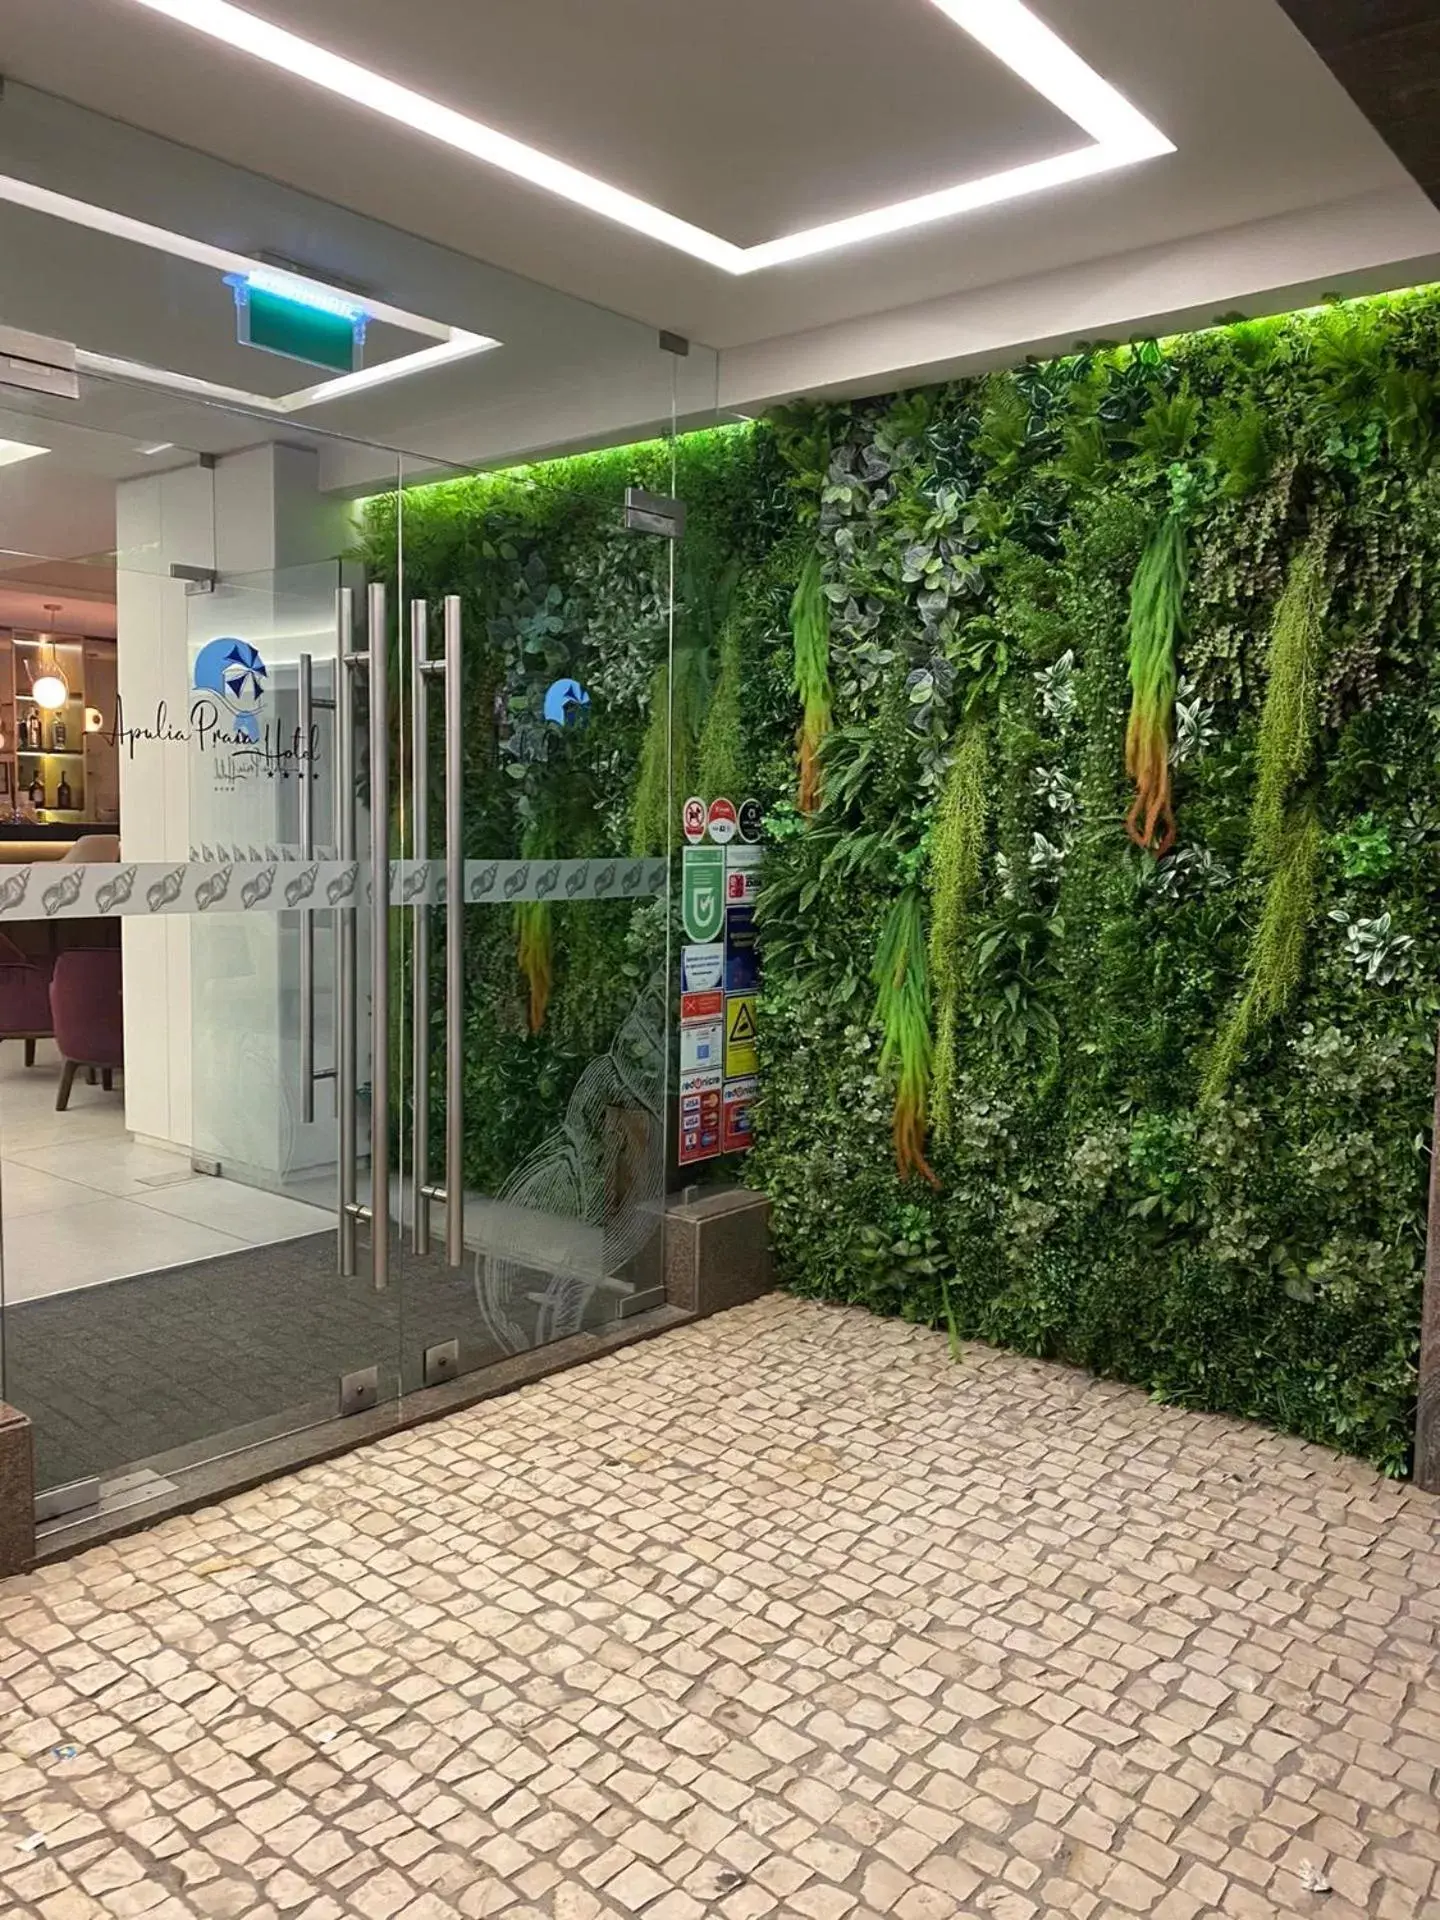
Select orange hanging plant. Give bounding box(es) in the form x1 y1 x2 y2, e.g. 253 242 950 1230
1123 507 1189 856
514 899 553 1033
514 823 556 1032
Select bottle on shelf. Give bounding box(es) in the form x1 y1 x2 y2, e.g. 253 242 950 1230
27 770 45 808
56 773 73 810
51 714 67 751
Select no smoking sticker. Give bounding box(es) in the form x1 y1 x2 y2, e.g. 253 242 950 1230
682 797 707 844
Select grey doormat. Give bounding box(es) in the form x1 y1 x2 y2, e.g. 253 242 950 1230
2 1231 515 1491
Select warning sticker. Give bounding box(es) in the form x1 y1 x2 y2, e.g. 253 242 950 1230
724 994 758 1077
722 1075 758 1154
681 989 724 1023
681 1019 724 1075
681 942 725 993
725 844 762 904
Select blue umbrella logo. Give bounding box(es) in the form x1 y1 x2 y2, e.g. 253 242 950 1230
194 638 268 743
543 677 590 727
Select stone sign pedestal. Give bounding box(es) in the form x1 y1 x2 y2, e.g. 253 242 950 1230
665 1188 773 1318
0 1404 36 1577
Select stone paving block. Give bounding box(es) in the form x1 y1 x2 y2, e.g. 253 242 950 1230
1 1296 1437 1919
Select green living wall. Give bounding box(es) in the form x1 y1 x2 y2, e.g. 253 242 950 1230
368 288 1440 1475
362 431 789 1197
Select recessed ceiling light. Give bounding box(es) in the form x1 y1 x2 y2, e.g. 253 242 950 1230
0 170 498 416
118 0 1173 272
137 441 175 455
0 437 49 470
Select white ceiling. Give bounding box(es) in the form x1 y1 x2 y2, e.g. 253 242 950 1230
257 0 1083 251
0 0 1429 354
0 579 117 639
0 0 1435 509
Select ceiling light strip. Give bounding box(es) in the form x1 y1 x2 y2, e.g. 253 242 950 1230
744 144 1124 273
122 0 747 272
117 0 1173 274
75 348 309 414
0 170 460 340
0 171 499 414
76 332 494 415
925 0 1169 156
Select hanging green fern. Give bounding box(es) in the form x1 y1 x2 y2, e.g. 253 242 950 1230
873 888 937 1186
630 661 700 856
973 375 1031 475
1130 391 1200 464
630 662 671 856
1203 807 1321 1100
1124 508 1188 854
1250 520 1333 868
928 726 989 1145
1209 401 1273 498
792 552 832 814
698 614 745 803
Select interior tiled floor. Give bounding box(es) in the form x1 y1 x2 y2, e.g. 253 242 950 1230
1 1295 1437 1920
0 1040 334 1302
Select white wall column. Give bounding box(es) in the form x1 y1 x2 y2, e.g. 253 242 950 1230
116 444 351 1187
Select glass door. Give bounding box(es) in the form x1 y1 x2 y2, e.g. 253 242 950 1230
0 365 685 1539
0 386 417 1529
379 459 677 1391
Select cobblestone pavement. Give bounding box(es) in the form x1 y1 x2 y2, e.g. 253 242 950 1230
1 1295 1438 1920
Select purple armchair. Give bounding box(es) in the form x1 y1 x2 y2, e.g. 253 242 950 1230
0 837 122 1069
0 934 55 1066
50 948 124 1110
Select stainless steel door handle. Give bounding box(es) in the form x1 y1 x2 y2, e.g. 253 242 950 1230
406 596 464 1270
298 650 317 1125
410 599 431 1255
300 649 338 1129
368 581 390 1294
336 582 390 1292
443 594 465 1270
336 591 358 1278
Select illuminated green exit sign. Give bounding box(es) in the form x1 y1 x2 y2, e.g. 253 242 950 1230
228 272 366 376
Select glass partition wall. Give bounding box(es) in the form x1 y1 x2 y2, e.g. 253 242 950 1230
0 357 685 1544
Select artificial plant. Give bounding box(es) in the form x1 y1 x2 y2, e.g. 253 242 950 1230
928 725 988 1145
872 887 937 1186
1122 493 1189 854
791 551 833 814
